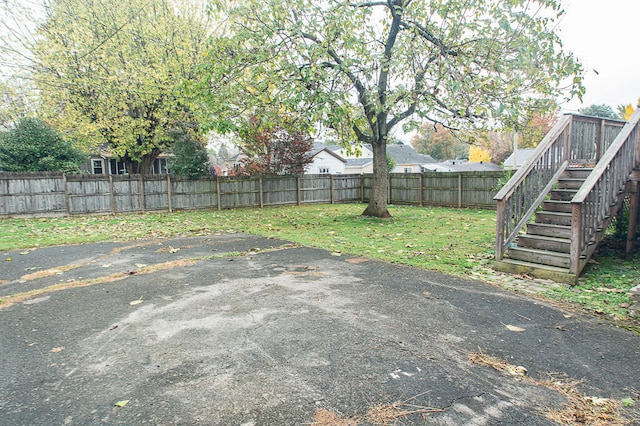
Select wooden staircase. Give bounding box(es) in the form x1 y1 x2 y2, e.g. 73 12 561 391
493 167 591 283
493 111 640 284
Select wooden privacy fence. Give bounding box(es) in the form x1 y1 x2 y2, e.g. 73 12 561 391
0 171 505 217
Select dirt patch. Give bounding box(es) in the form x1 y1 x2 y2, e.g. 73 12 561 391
109 241 158 255
1 259 198 310
345 258 369 264
311 400 443 426
20 261 91 281
311 409 359 426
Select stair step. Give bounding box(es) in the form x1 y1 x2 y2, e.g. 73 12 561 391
535 211 572 226
557 178 585 190
550 189 577 201
516 234 571 253
493 259 576 284
563 167 594 179
542 200 572 213
526 223 572 239
507 246 570 268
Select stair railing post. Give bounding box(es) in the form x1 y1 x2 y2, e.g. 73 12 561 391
496 199 505 260
562 117 572 163
570 201 582 275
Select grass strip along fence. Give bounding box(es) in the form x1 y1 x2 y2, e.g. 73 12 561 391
0 171 504 217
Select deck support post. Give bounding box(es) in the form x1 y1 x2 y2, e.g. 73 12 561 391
626 171 640 259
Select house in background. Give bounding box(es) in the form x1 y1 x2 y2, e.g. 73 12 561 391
306 142 347 174
86 145 171 175
386 142 436 173
502 148 536 170
344 158 374 174
326 141 435 174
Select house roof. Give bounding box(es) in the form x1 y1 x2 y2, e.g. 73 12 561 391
424 160 501 172
310 142 347 163
345 158 374 167
386 143 436 164
503 148 536 168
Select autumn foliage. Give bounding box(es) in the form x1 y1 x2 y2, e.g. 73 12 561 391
237 116 314 176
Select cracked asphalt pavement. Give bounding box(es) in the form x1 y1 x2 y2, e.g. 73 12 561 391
1 233 639 425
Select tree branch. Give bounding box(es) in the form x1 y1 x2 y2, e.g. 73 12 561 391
400 18 458 56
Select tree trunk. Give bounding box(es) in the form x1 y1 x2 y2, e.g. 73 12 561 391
122 148 161 175
362 140 391 218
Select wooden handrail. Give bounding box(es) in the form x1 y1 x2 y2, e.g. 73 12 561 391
494 114 571 201
569 108 640 274
573 109 640 203
494 114 571 259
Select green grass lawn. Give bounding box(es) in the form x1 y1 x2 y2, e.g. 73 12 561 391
1 204 637 324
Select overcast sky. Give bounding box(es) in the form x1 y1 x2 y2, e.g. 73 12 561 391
558 0 640 112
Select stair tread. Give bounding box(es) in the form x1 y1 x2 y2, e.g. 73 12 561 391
509 246 570 257
495 258 571 273
529 223 571 229
518 234 571 243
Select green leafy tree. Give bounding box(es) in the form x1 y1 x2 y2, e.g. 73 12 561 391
578 104 618 120
386 154 396 173
167 123 211 179
201 0 583 217
0 117 85 173
29 0 210 174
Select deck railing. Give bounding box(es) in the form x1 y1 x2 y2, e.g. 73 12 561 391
570 109 640 274
494 114 625 261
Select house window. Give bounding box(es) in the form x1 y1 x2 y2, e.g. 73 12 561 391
404 167 412 173
319 167 330 174
92 159 104 174
109 159 127 175
153 158 168 174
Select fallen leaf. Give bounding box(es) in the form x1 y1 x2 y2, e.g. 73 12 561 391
19 251 29 255
504 324 526 332
563 314 573 319
102 263 112 268
50 347 64 353
5 257 12 261
587 397 611 406
506 365 528 376
114 400 130 407
129 298 143 306
134 263 147 268
109 324 119 331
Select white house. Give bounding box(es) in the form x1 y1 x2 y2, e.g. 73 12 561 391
305 142 347 174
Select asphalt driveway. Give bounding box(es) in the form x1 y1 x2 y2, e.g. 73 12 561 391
1 233 638 425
